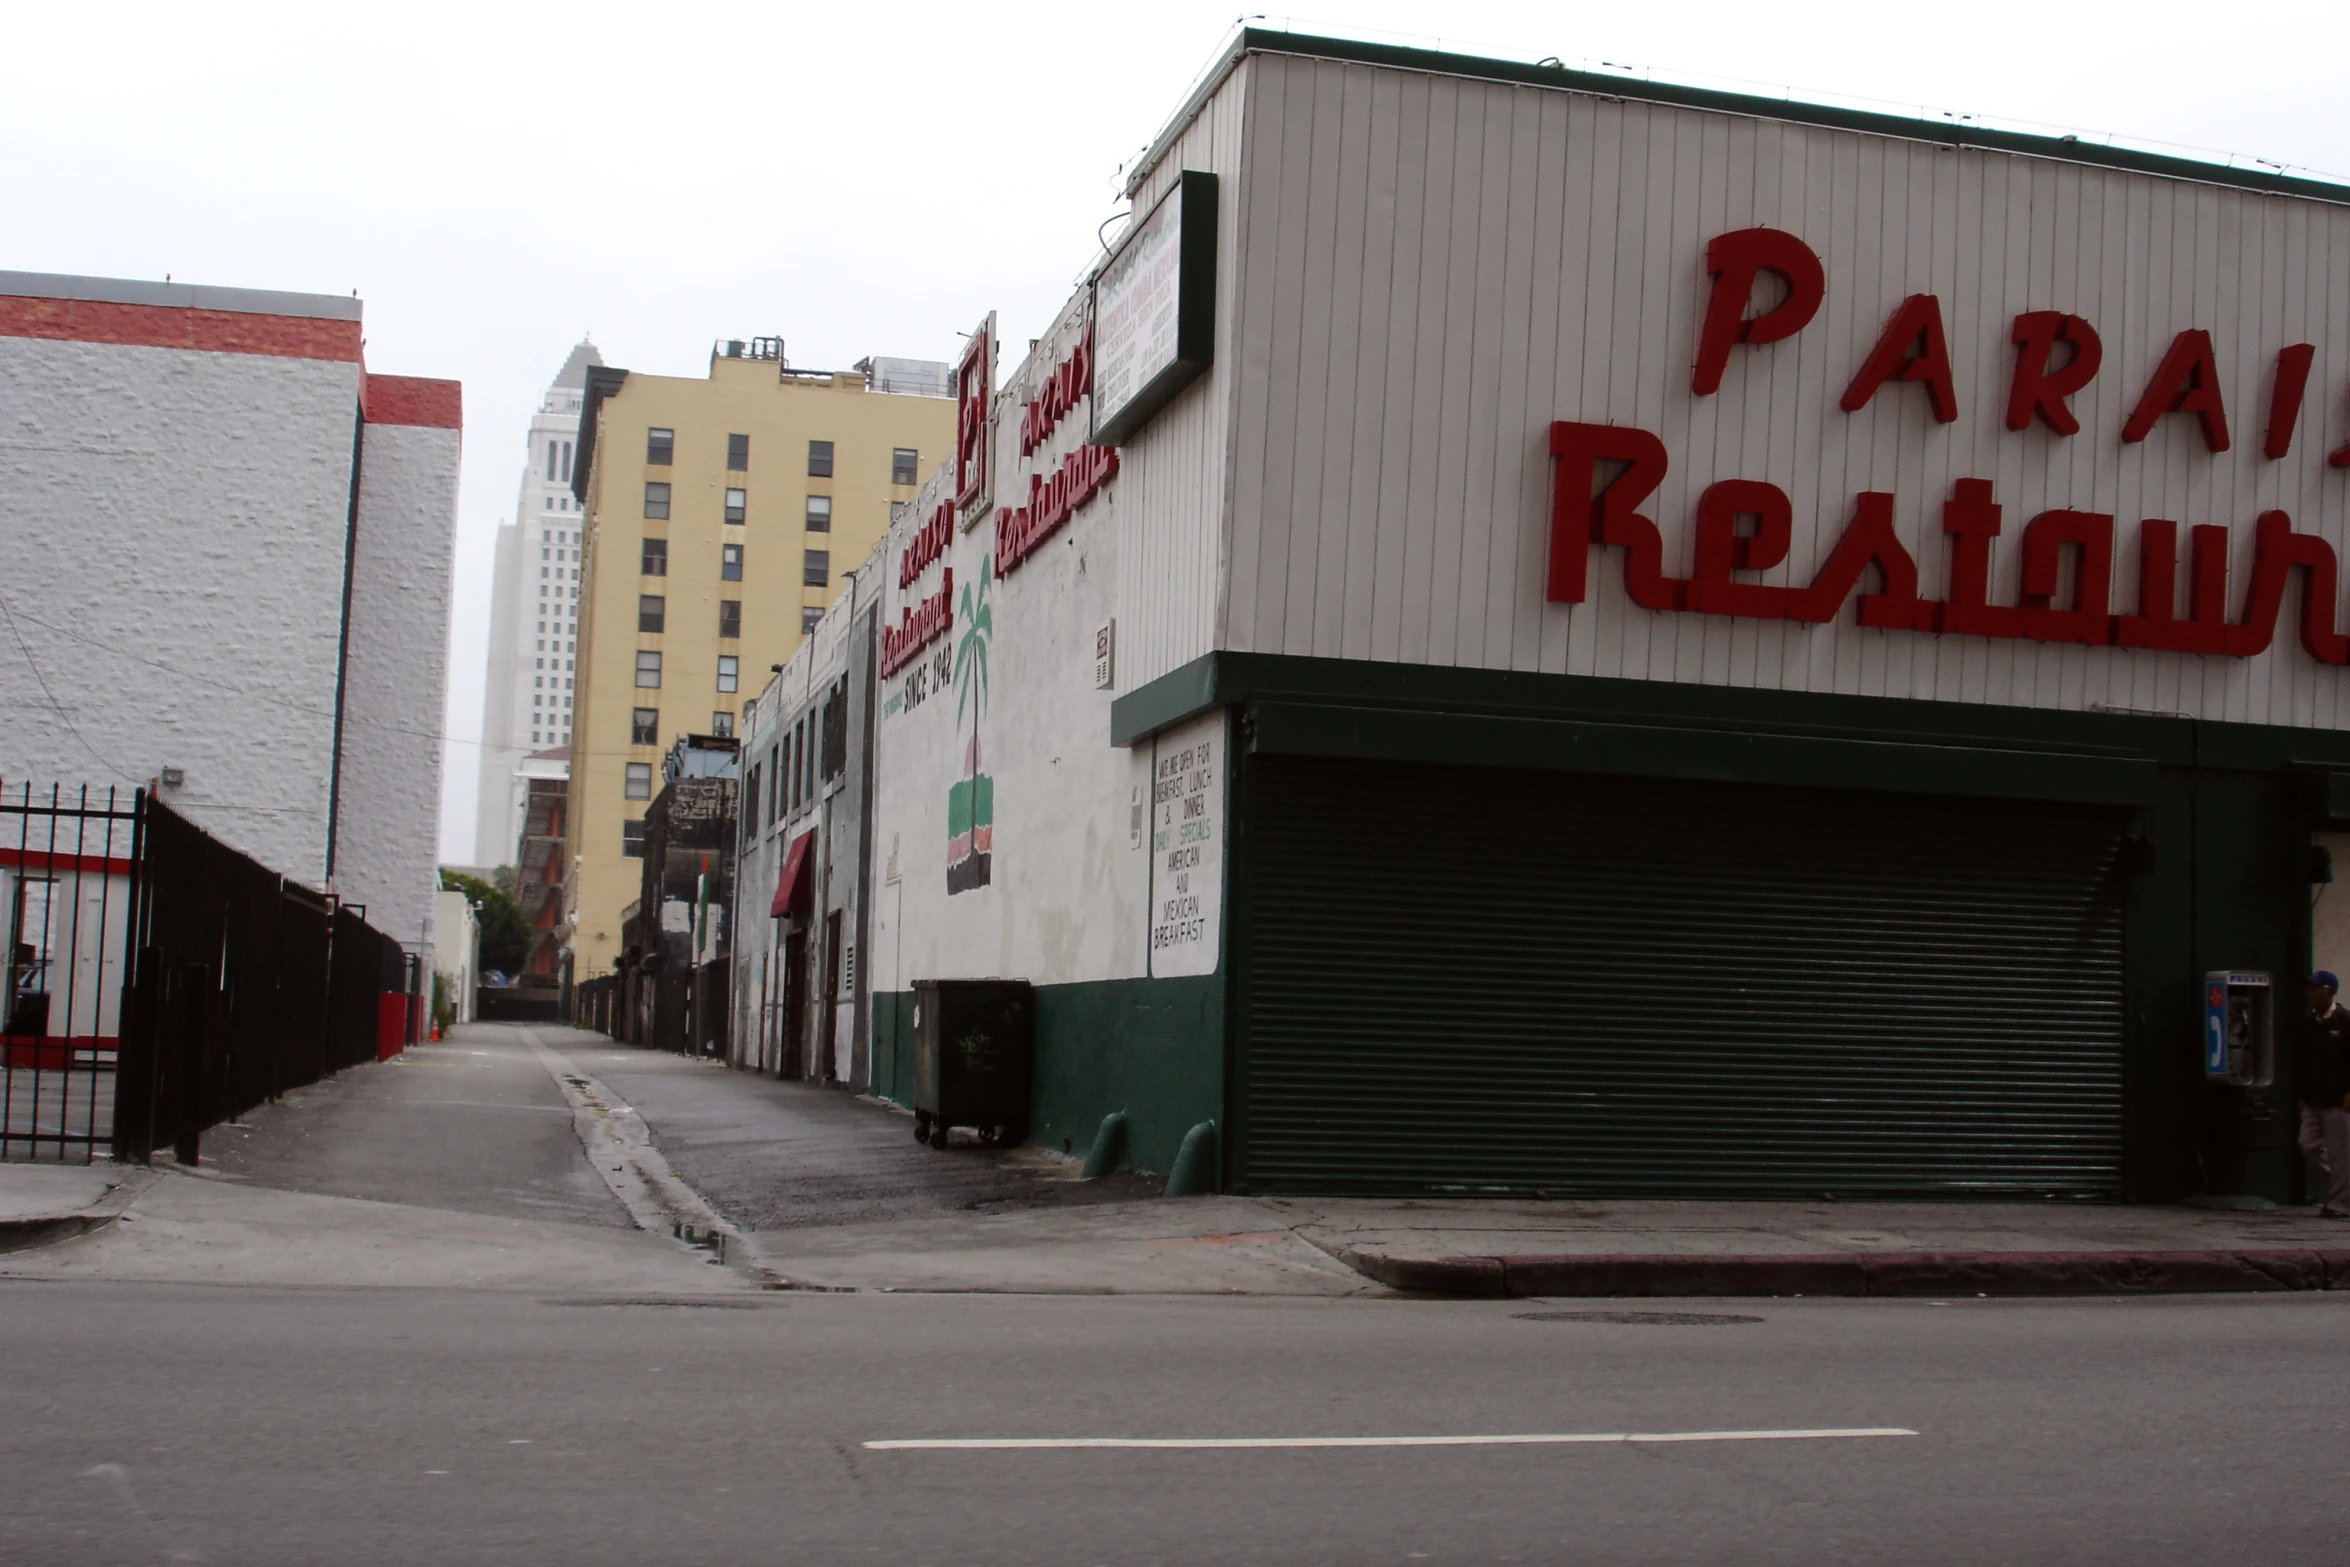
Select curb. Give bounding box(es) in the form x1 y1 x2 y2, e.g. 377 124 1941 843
0 1212 119 1254
1338 1246 2350 1298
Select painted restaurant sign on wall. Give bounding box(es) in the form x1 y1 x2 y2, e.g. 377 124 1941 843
1552 226 2350 665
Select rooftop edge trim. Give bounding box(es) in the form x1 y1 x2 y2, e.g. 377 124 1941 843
1125 28 2350 208
0 270 364 321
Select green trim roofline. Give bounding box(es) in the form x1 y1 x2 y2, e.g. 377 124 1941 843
1130 28 2350 208
1114 651 2350 797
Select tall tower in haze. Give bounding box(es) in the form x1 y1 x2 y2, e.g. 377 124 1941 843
472 339 601 868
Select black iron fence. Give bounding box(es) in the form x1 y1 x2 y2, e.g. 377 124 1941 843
3 785 140 1161
2 784 414 1165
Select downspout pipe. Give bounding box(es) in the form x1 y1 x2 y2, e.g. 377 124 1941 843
325 396 366 886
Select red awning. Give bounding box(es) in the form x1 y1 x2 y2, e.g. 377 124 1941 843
770 830 816 918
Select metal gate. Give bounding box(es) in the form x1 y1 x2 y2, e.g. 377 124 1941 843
1238 756 2130 1198
2 786 139 1161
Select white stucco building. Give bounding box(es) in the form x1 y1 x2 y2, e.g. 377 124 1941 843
710 29 2350 1207
0 270 462 964
472 340 600 868
432 885 480 1025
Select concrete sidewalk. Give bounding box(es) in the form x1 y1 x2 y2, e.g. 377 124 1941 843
551 1029 2350 1298
14 1021 2350 1299
0 1162 744 1292
0 1161 145 1252
729 1190 2350 1298
1281 1195 2350 1298
0 1025 747 1293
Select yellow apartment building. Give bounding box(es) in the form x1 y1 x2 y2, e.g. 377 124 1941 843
563 340 954 982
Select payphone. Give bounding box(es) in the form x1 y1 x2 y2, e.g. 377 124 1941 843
2203 971 2275 1087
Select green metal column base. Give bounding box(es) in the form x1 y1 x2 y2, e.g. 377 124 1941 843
1163 1120 1219 1197
1080 1111 1129 1178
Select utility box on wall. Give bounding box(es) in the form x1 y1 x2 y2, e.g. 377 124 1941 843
2203 971 2275 1087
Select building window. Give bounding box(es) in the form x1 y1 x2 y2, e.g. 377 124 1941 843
718 599 741 638
562 440 574 482
721 543 743 582
819 676 848 782
636 650 662 688
624 762 653 800
791 720 805 812
717 655 739 694
642 536 668 576
801 605 822 634
803 549 829 587
892 447 919 485
725 487 747 525
807 439 833 478
712 710 735 737
647 427 674 465
644 482 671 520
744 763 762 835
632 707 659 745
546 440 560 482
639 594 665 634
727 433 750 471
622 818 647 858
804 495 831 532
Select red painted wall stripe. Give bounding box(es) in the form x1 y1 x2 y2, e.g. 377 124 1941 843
0 295 363 362
362 373 463 429
0 846 135 876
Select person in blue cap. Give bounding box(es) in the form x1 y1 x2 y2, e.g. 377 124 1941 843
2294 970 2350 1217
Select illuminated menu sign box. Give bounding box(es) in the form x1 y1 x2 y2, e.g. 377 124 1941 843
1093 169 1218 447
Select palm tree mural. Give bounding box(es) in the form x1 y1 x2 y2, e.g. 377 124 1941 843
947 557 994 894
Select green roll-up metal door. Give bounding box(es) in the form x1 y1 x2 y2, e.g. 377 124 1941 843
1239 756 2128 1197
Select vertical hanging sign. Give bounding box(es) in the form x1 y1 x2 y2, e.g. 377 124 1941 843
954 312 996 527
1148 710 1223 977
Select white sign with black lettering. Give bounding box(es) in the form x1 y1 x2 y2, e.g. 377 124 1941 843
1148 711 1223 977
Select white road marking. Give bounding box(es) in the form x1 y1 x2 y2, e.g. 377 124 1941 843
865 1428 1916 1451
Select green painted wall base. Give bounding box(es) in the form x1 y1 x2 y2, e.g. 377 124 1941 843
1117 651 2350 1207
872 974 1223 1179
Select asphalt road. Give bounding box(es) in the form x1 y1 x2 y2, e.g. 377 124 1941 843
5 1281 2347 1565
569 1034 1160 1229
204 1030 629 1229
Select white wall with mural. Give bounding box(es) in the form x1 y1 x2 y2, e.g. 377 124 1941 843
872 300 1168 994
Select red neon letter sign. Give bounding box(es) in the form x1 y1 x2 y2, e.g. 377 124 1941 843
1546 423 1671 604
1687 480 1799 620
1691 229 1826 396
2115 519 2231 654
2224 512 2350 662
1841 295 1959 423
2264 343 2316 460
2122 329 2230 452
2006 313 2102 435
2013 510 2116 645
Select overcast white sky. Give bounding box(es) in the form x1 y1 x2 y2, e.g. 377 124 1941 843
8 0 2349 863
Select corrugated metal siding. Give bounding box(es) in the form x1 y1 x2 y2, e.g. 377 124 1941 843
1222 53 2350 730
1114 59 1251 693
1241 756 2128 1196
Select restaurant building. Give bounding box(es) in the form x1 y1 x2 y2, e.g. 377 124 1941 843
802 31 2350 1202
